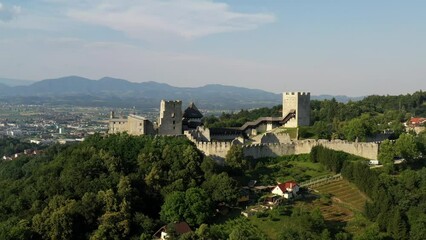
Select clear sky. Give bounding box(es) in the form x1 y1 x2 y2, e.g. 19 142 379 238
0 0 425 96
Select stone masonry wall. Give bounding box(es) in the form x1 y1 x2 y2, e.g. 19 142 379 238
190 138 379 160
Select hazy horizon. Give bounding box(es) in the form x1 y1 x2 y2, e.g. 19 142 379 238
1 0 425 96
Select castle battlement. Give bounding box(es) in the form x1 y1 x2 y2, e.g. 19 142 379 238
161 100 182 104
285 92 310 96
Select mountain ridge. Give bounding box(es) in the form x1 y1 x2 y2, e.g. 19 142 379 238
0 78 35 87
0 76 362 109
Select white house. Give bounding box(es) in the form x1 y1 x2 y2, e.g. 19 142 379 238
272 180 300 199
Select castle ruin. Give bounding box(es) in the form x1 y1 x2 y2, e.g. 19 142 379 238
158 100 183 135
108 91 379 160
108 100 202 136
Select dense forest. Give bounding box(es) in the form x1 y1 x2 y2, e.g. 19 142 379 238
0 134 240 239
0 130 425 239
204 91 426 141
0 134 333 239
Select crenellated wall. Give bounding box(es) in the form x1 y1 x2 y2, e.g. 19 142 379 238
195 141 233 161
189 137 379 160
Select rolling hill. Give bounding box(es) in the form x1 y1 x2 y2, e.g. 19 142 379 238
0 76 362 109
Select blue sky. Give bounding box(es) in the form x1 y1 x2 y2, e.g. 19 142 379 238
0 0 425 96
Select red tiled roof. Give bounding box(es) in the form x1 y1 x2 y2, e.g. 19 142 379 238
410 117 426 125
277 180 298 192
284 180 297 189
276 183 285 192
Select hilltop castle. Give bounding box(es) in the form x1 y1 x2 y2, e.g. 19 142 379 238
107 92 379 160
108 92 310 137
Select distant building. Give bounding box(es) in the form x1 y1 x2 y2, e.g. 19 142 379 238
57 138 84 144
109 113 156 136
6 128 22 137
108 100 184 136
406 117 426 134
408 117 426 126
108 112 129 134
182 102 203 130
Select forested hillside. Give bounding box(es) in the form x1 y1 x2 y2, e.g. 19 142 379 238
0 134 241 239
0 131 426 239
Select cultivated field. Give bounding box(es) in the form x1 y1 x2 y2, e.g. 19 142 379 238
312 179 369 212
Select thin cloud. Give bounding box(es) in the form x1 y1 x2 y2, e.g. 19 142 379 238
67 0 276 40
0 2 21 22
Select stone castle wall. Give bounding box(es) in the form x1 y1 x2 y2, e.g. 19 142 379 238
195 141 233 161
190 138 379 160
317 140 379 160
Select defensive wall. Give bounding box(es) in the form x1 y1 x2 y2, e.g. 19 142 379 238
190 138 379 161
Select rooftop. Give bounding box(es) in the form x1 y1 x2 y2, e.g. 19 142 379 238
183 102 203 119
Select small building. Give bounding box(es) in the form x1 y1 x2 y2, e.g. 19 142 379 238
406 117 426 134
109 113 155 136
153 222 192 240
182 102 203 130
108 100 182 136
272 180 300 199
407 117 426 127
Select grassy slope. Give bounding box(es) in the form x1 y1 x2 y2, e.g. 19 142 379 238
312 179 369 212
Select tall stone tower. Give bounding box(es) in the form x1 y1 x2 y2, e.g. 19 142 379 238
158 100 183 135
282 92 310 127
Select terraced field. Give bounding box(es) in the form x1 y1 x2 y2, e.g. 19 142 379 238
312 179 369 212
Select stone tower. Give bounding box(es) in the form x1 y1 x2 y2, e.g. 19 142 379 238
158 100 183 135
282 92 310 127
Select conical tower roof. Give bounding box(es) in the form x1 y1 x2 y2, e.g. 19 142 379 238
183 102 203 118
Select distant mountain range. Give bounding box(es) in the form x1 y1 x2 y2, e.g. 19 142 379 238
0 76 362 109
